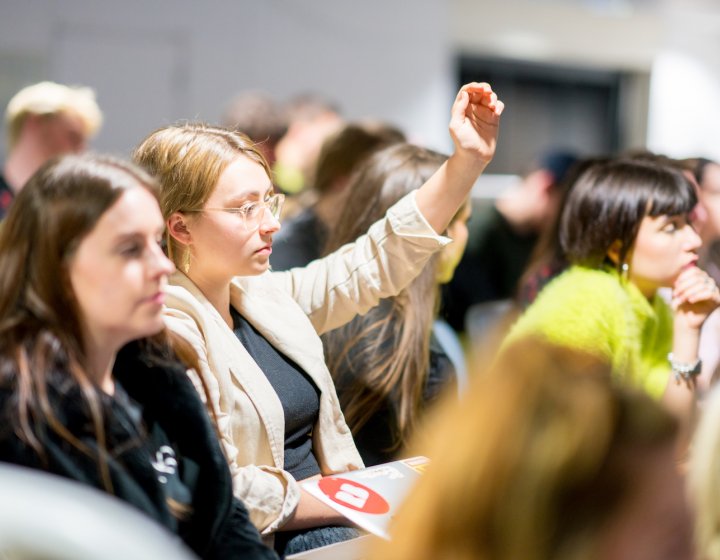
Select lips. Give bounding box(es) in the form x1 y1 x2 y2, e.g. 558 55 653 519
255 244 272 255
143 292 165 305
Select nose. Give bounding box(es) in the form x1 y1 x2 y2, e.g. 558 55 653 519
684 223 702 251
258 207 281 234
149 242 176 277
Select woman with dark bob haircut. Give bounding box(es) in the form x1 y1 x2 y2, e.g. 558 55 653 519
0 154 276 559
504 157 720 424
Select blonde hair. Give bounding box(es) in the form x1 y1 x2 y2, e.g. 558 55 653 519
373 339 678 560
689 386 720 559
5 81 103 148
132 123 270 266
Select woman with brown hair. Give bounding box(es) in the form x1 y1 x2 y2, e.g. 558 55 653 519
132 82 503 555
321 143 469 465
0 154 276 559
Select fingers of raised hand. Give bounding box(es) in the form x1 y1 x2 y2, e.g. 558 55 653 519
461 83 504 117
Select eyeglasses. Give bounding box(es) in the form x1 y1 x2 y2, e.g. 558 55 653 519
186 193 285 232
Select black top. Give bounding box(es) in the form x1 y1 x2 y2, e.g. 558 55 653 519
230 307 322 481
0 173 14 221
323 299 457 467
441 203 538 331
0 338 277 560
113 382 198 508
270 207 327 271
346 351 455 467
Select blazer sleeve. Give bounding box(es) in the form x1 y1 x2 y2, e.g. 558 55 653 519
163 309 301 534
270 191 451 335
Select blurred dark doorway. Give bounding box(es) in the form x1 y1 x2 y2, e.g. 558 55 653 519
459 56 644 174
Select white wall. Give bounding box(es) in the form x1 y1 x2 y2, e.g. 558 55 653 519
0 0 454 157
449 0 663 71
647 3 720 160
3 0 720 163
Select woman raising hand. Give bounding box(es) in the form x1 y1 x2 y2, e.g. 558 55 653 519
133 82 503 556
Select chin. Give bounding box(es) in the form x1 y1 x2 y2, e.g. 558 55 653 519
241 262 270 276
135 317 166 339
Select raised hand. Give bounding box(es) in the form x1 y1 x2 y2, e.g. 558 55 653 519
449 82 504 165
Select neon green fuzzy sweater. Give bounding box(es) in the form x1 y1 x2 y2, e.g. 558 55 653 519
503 265 673 398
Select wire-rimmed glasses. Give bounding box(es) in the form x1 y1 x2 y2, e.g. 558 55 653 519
186 193 285 232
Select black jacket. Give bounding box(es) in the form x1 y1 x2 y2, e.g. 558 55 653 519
0 340 277 560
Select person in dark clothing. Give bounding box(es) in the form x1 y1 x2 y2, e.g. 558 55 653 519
442 150 578 332
271 121 405 271
0 153 275 560
515 156 611 310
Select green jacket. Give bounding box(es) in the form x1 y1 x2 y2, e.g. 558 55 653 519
503 265 673 398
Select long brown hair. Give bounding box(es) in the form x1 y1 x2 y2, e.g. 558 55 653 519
321 143 450 453
0 154 162 491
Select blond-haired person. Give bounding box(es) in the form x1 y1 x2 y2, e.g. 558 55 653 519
1 81 102 217
133 83 502 556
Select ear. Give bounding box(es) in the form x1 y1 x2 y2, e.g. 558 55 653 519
167 212 192 246
606 239 622 266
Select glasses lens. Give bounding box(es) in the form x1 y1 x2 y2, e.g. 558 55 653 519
269 194 284 218
243 195 284 231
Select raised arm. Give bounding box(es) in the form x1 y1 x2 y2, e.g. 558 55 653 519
415 82 504 234
273 83 504 333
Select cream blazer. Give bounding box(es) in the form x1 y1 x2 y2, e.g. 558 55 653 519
163 192 450 533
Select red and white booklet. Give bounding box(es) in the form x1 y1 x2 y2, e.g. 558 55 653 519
300 456 429 541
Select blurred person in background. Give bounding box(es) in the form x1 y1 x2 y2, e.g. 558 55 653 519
680 157 720 264
441 149 578 333
273 92 343 198
271 120 405 271
1 81 102 219
221 91 288 168
680 157 720 394
0 154 276 560
516 156 610 309
321 143 469 466
374 339 693 560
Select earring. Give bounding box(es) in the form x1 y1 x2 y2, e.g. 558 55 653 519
182 247 191 275
621 262 629 281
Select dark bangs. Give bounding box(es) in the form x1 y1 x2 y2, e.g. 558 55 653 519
645 165 697 218
560 158 698 270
